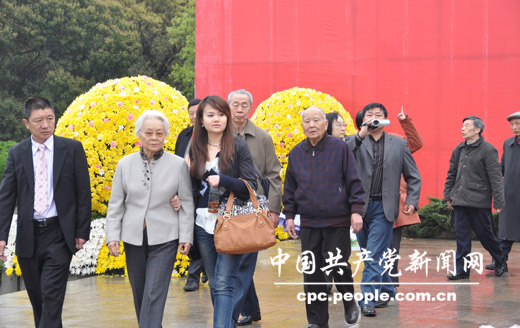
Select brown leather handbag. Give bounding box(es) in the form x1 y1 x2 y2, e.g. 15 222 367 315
214 179 276 254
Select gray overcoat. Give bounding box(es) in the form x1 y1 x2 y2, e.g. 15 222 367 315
499 137 520 241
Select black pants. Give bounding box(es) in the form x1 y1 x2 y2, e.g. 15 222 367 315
186 258 204 284
300 227 355 325
390 226 402 284
18 222 72 328
453 206 504 276
499 239 515 261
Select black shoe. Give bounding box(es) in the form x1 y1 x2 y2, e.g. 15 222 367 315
183 280 199 291
360 305 376 317
201 271 208 283
495 263 507 277
237 313 261 326
485 263 495 270
305 324 329 328
344 303 359 324
375 298 390 308
447 273 469 280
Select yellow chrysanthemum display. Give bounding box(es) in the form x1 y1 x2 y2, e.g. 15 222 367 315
95 240 126 275
55 76 189 216
251 87 357 183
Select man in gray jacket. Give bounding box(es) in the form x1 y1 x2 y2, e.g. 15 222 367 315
444 116 506 279
346 103 421 317
228 89 283 326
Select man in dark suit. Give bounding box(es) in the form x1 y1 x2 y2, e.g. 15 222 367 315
346 103 421 317
173 98 208 292
0 97 91 327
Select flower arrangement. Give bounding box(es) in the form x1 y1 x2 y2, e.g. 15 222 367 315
275 225 289 241
95 241 127 275
2 216 21 276
55 76 189 216
173 253 190 277
251 87 357 183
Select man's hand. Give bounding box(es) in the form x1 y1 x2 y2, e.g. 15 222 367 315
351 213 363 233
270 212 280 228
358 123 370 139
286 219 298 239
496 208 503 213
170 195 181 211
403 204 415 215
0 240 6 261
446 200 453 210
397 106 406 121
107 241 119 257
206 175 220 187
75 238 87 250
178 243 192 255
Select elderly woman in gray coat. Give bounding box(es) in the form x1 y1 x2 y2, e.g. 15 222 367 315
106 110 194 328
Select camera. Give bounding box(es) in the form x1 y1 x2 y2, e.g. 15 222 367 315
362 119 390 130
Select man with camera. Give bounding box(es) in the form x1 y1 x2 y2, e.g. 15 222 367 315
346 103 421 317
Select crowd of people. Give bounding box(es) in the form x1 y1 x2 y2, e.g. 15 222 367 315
0 93 518 328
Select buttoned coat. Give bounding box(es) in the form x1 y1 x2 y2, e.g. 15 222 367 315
105 151 194 246
0 135 91 257
346 132 421 223
443 137 504 210
498 137 520 241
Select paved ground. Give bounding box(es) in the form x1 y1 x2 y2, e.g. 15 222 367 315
1 238 519 327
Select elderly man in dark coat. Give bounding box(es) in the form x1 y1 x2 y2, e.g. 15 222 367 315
486 111 520 272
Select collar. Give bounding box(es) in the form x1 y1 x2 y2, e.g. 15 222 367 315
303 134 328 151
464 136 484 147
369 132 385 143
516 137 520 144
140 147 164 161
31 135 54 155
235 119 256 138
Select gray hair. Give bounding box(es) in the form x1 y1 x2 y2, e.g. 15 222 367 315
135 110 170 137
463 116 485 136
228 89 253 106
301 106 327 120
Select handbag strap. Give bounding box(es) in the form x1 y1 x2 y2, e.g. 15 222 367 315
224 178 261 216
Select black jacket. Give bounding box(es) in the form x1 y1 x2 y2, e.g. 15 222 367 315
174 125 194 157
191 137 257 210
0 135 91 257
444 137 504 209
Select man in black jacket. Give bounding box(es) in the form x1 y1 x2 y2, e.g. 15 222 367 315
284 106 365 328
444 116 506 279
0 97 91 327
174 98 208 291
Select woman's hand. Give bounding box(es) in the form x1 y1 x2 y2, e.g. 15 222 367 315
206 175 220 187
107 241 120 257
170 195 181 211
178 242 192 255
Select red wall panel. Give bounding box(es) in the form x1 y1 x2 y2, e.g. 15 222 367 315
195 0 520 205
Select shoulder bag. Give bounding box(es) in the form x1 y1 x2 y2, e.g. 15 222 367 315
214 178 276 254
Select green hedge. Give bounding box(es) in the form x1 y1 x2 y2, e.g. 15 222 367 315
0 141 17 178
404 196 499 239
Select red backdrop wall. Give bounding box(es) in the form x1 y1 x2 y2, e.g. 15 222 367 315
195 0 520 205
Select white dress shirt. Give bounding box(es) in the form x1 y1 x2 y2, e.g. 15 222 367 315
31 135 58 220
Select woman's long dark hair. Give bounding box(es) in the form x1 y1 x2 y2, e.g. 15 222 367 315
326 112 343 135
190 95 235 180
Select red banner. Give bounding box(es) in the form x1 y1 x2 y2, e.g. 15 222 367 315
195 0 520 205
